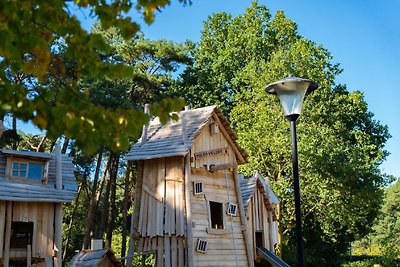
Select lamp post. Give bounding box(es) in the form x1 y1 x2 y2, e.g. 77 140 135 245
265 77 318 267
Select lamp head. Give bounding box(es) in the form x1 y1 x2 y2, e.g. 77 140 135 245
265 76 318 120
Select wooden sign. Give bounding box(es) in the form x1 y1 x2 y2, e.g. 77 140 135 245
194 147 228 159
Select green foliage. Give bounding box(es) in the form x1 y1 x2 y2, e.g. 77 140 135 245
373 179 400 247
341 259 376 267
180 2 390 265
0 0 189 153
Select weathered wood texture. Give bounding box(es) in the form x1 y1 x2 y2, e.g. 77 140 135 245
128 106 252 266
190 171 249 267
240 172 279 259
0 201 56 263
136 157 184 238
0 151 77 202
126 106 247 163
12 201 55 257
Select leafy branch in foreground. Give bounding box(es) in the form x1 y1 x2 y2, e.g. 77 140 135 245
0 0 189 153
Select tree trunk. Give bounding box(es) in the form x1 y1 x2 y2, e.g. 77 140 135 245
82 150 104 249
11 115 17 150
105 152 120 248
63 185 82 261
99 173 111 244
121 161 132 264
92 159 110 239
48 137 57 153
36 135 47 152
61 137 70 154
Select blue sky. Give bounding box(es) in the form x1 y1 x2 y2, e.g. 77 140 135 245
20 0 400 177
137 0 400 178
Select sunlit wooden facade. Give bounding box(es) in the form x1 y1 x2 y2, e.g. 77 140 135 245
0 149 77 267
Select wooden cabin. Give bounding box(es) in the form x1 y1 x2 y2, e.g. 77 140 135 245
68 249 123 267
239 171 279 261
126 105 255 267
0 148 77 267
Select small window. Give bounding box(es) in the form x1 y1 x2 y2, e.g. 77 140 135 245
193 182 203 195
196 239 208 253
12 162 43 180
227 203 237 216
210 122 219 134
8 157 48 183
209 201 224 229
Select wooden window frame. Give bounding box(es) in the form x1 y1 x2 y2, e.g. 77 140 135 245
193 181 204 195
6 156 49 184
227 203 238 216
208 201 224 230
196 239 208 253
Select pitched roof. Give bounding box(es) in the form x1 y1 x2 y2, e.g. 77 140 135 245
240 171 279 214
126 106 248 163
0 150 77 203
68 249 123 267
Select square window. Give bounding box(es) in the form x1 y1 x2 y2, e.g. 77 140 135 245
193 182 204 195
196 239 208 253
227 203 237 216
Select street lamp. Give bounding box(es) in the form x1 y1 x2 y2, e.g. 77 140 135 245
265 76 318 267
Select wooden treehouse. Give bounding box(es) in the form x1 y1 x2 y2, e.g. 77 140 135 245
126 105 281 267
0 148 77 267
239 171 280 262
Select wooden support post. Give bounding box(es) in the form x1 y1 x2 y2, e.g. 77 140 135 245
4 201 12 267
54 145 63 267
27 244 32 267
233 169 254 267
127 161 144 267
184 154 193 267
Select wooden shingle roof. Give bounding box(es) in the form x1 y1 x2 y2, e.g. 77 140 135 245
240 171 279 214
68 249 123 267
0 150 77 203
126 105 248 163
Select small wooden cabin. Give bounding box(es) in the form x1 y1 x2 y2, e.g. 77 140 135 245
0 148 77 267
126 106 255 267
240 171 279 261
68 249 123 267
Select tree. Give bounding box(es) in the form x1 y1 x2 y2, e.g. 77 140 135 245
373 178 400 253
0 0 189 153
180 2 390 265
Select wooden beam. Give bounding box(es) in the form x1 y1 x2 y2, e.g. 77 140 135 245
4 201 12 267
211 113 246 164
54 146 63 267
233 169 254 267
208 163 236 172
184 154 193 267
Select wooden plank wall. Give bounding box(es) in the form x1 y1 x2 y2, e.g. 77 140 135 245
0 201 5 258
137 236 185 267
135 157 186 266
190 170 249 267
247 188 278 259
137 157 185 238
190 119 236 169
0 201 55 259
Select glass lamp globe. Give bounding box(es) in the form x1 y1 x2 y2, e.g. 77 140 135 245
265 77 318 119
